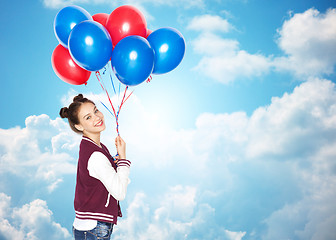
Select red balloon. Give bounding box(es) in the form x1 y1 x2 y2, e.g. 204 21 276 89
51 45 91 85
106 5 147 46
93 13 109 27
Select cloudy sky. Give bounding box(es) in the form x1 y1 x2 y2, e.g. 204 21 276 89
1 0 336 239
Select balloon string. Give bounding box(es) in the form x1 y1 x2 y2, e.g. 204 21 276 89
108 61 121 106
100 101 115 117
115 86 128 136
95 71 120 135
106 64 120 159
119 86 128 111
146 75 152 83
118 78 121 105
120 87 133 113
108 62 117 95
96 71 117 116
95 70 134 136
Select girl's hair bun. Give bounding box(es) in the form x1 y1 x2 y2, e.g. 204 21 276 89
59 107 69 118
59 93 95 133
73 94 84 102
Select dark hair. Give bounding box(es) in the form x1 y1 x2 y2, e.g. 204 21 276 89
59 94 95 133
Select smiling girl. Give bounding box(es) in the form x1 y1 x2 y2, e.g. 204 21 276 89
60 94 131 240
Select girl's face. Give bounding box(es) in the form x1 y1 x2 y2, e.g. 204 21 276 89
75 102 106 135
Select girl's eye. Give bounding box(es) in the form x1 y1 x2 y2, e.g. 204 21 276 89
95 109 99 113
86 116 91 120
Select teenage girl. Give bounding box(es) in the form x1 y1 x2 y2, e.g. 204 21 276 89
60 94 131 240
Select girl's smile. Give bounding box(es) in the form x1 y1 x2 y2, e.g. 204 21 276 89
95 119 104 127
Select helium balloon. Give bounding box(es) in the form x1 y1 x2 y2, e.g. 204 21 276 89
106 5 147 46
92 13 109 27
68 20 113 71
111 36 154 86
54 5 92 48
147 27 186 74
51 44 91 85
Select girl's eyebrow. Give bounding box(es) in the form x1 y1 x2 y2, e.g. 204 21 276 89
83 106 97 119
83 112 91 119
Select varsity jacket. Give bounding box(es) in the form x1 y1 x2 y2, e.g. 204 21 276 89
74 136 131 224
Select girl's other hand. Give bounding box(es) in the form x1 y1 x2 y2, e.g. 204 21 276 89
115 136 126 159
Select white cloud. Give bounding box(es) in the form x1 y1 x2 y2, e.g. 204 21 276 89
187 14 232 33
246 78 336 159
0 193 71 240
0 193 11 219
188 15 272 84
114 186 245 240
192 32 239 56
262 175 336 240
194 49 271 84
1 77 336 238
0 114 78 192
274 8 336 77
224 229 246 240
189 8 336 83
119 77 335 239
154 185 197 222
240 83 332 239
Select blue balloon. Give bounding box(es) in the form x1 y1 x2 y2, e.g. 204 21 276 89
111 36 154 86
147 27 186 74
54 5 92 48
68 20 113 71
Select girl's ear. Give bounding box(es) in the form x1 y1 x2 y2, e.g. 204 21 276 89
75 124 84 132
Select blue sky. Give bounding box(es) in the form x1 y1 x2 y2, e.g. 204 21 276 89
1 0 336 239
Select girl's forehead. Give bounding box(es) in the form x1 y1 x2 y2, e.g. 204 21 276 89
78 102 96 115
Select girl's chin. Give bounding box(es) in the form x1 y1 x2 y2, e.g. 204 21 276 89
99 124 106 131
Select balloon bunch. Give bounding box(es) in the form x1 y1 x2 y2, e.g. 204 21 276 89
51 5 186 134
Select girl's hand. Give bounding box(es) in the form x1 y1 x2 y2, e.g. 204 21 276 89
115 136 126 159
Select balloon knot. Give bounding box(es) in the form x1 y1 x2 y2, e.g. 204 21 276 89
146 75 152 83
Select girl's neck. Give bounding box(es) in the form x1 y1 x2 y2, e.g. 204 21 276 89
83 132 102 148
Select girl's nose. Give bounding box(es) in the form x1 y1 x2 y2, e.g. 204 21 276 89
94 113 102 121
93 114 100 121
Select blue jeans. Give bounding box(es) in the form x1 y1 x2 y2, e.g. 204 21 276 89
73 221 114 240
